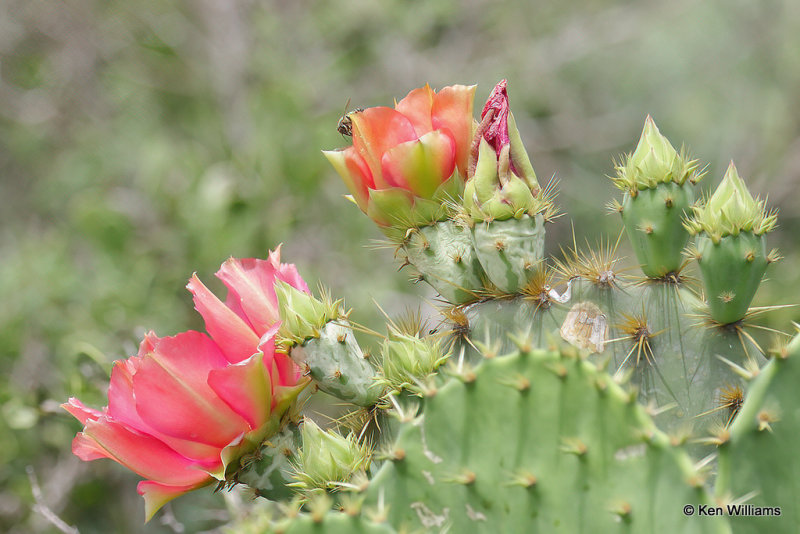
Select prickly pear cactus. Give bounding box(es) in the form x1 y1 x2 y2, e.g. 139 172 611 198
364 346 727 533
66 80 798 533
241 81 791 533
713 329 800 534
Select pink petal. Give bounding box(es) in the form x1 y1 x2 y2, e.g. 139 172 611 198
215 258 281 336
208 352 273 429
216 254 309 339
267 246 309 294
138 480 208 522
323 147 374 211
254 323 300 387
72 432 111 461
351 107 418 189
394 85 434 135
133 331 249 447
77 417 213 487
107 360 223 462
62 398 103 425
432 84 476 178
187 274 260 363
137 331 159 357
274 351 300 386
381 130 456 198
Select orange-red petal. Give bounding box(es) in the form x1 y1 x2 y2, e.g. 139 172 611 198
394 84 435 135
432 84 476 177
323 147 374 211
381 130 456 198
351 107 418 189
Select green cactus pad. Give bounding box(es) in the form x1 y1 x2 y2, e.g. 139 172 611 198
471 214 546 293
570 278 762 435
291 321 382 407
364 347 729 533
404 220 485 305
715 333 800 533
695 233 769 325
620 182 694 279
461 294 567 361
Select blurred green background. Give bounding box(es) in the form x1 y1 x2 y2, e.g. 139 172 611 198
2 0 799 531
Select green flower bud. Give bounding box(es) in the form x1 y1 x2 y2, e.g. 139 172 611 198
612 116 703 193
276 281 343 347
290 419 371 493
686 162 778 243
378 332 450 394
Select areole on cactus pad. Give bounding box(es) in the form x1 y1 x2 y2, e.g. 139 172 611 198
65 79 797 534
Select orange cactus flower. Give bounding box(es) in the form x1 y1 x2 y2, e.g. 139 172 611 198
325 84 475 230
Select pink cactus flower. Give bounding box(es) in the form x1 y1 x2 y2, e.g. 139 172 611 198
325 84 475 227
62 248 310 520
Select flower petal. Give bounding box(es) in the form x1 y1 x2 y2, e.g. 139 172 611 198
351 107 418 189
366 187 415 227
107 360 222 462
267 247 311 298
323 147 374 212
274 351 300 386
215 255 307 338
76 417 212 487
133 331 249 447
432 84 476 178
138 480 209 522
62 398 103 425
394 85 434 135
187 274 260 363
207 351 273 429
381 130 456 198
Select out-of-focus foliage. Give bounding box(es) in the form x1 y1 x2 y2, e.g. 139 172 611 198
1 0 798 532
